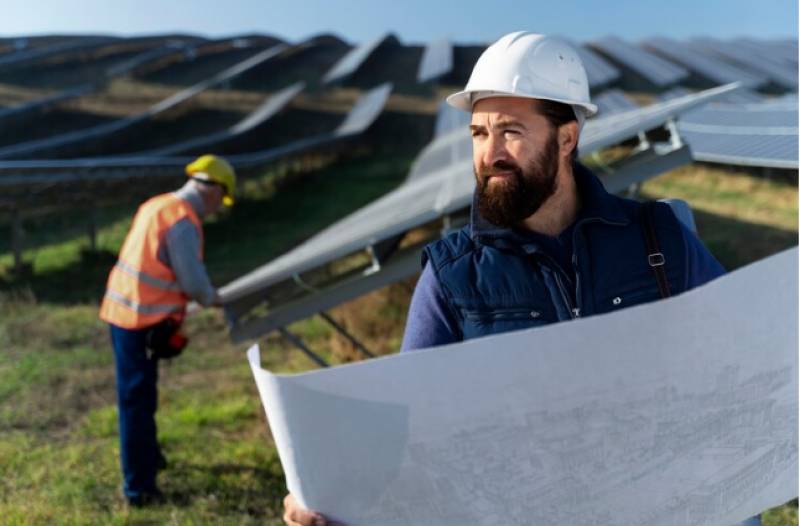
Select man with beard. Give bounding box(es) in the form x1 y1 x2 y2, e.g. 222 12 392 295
281 32 733 526
398 32 724 353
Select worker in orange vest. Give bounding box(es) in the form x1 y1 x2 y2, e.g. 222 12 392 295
99 154 235 506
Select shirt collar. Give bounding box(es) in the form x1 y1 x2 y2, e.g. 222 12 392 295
174 181 206 218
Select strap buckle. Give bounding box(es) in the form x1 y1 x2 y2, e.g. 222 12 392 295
648 252 665 267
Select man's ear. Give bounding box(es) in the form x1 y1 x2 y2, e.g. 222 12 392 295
558 121 579 160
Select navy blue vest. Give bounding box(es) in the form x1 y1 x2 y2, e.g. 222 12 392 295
422 166 688 340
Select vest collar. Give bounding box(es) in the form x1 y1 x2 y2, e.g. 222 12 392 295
469 163 630 243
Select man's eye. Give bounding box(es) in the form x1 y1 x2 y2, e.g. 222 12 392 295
471 130 485 138
503 129 520 137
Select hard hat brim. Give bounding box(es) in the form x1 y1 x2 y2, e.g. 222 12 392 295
446 90 598 118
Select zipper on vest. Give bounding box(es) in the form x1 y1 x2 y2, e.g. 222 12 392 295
553 270 580 320
536 253 580 320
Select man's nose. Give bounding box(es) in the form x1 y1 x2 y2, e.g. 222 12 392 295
480 133 508 167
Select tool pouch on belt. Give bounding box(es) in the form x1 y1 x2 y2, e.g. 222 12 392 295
145 319 188 360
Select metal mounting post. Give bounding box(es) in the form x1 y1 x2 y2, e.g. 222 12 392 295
319 311 375 359
11 208 23 272
278 327 329 368
665 118 683 149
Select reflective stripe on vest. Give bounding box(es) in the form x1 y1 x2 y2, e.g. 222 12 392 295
103 290 184 315
113 259 182 292
99 193 203 329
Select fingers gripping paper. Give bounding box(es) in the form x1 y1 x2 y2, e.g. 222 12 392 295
248 248 798 526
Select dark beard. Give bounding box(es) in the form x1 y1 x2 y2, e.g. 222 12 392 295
475 132 559 228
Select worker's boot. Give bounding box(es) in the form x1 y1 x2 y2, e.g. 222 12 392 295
127 488 165 508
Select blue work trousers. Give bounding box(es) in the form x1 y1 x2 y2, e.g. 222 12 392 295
110 324 160 499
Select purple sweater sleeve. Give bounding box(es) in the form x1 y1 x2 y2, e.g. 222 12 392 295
400 263 461 352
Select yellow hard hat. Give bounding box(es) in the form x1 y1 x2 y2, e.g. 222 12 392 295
186 154 236 206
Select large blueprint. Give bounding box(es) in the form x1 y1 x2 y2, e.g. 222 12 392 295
248 248 798 526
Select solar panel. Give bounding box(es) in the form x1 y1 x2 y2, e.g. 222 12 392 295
417 38 453 83
770 92 799 105
573 42 620 88
219 84 738 321
717 88 765 104
0 36 118 69
678 100 798 169
593 89 639 116
656 86 693 102
643 37 768 89
689 38 798 91
734 38 798 68
104 41 189 78
0 85 93 122
140 82 305 156
432 100 471 139
0 44 289 160
323 34 389 84
591 36 688 87
334 82 393 136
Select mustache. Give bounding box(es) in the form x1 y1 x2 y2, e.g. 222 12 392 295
478 160 522 179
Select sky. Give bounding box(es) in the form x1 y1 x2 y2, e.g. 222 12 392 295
1 0 797 45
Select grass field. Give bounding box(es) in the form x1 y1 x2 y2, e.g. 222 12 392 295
0 158 797 524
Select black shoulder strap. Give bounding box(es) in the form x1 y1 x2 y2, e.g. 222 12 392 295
641 201 672 299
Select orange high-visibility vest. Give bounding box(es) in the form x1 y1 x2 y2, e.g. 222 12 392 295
99 193 204 329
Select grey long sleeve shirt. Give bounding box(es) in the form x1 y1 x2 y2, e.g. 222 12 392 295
156 182 218 306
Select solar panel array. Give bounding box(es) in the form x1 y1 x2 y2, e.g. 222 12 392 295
0 43 290 160
0 33 795 199
642 37 768 88
0 36 118 69
689 38 798 90
591 36 688 87
0 82 394 188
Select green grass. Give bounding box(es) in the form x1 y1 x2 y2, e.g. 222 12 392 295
0 161 797 524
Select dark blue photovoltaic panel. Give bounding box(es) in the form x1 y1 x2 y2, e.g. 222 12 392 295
594 89 639 116
643 37 768 88
592 36 688 86
689 38 797 90
574 43 620 88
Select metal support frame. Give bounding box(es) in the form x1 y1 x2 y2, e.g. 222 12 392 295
602 143 693 196
633 131 651 154
318 311 375 358
664 118 684 149
11 208 23 272
231 243 424 343
277 327 329 368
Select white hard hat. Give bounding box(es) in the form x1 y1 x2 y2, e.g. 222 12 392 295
447 31 598 127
